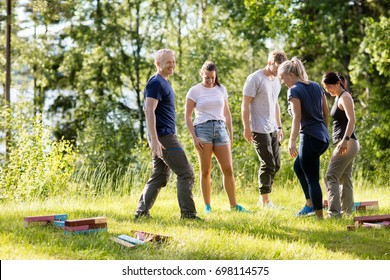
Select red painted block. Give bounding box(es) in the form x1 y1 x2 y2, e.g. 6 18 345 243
65 217 107 227
354 214 390 223
131 230 170 243
64 223 107 232
360 201 378 206
24 214 68 223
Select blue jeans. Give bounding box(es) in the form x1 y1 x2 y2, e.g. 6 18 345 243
294 134 329 210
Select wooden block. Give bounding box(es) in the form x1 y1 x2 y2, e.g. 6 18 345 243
360 201 378 207
24 221 50 227
64 223 107 232
132 230 170 243
64 227 107 235
362 222 387 229
53 220 65 228
117 234 145 245
135 231 147 241
347 225 355 231
65 217 107 227
354 214 390 223
365 205 379 210
356 206 366 211
354 221 361 228
24 214 68 223
111 237 136 248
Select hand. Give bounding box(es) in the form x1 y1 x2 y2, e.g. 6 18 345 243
150 138 165 158
193 137 204 153
336 141 348 155
288 139 298 158
243 127 252 144
278 129 283 143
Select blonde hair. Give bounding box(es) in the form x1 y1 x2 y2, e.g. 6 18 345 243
278 56 309 82
268 50 287 64
154 49 175 64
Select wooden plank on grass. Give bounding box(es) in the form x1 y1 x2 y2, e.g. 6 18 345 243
354 214 390 223
64 217 107 227
64 223 107 232
53 220 65 228
24 214 68 223
64 227 108 235
24 221 50 227
362 222 390 228
111 237 136 248
132 230 170 243
117 234 145 245
360 201 378 206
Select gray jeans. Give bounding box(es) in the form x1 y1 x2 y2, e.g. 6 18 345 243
135 134 197 216
325 139 360 216
252 131 281 194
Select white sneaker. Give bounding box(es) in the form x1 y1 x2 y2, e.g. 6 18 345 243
259 201 284 210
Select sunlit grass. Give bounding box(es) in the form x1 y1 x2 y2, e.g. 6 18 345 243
1 182 389 260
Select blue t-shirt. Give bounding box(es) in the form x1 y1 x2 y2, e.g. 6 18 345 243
288 81 329 143
144 74 176 136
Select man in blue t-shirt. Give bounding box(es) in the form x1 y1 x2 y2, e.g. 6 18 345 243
134 49 199 220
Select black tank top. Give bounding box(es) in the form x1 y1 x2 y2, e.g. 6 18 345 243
330 91 357 144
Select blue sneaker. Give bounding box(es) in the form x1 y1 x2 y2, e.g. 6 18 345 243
204 204 212 214
231 204 251 213
295 205 315 216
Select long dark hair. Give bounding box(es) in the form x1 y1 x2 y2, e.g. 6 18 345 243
199 61 221 86
322 72 347 90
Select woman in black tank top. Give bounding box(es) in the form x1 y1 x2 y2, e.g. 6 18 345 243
322 72 360 218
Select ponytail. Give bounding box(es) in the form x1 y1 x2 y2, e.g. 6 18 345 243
322 72 347 90
278 56 309 83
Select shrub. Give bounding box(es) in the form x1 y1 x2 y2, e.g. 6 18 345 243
0 101 76 201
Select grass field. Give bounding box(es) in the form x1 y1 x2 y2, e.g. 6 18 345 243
0 183 389 260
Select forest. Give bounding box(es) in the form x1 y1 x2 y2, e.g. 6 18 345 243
0 0 389 200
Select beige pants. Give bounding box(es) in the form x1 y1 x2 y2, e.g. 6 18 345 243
325 139 360 216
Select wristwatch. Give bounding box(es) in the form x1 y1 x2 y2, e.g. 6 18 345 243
344 136 350 141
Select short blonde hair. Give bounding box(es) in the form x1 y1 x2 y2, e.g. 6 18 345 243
154 49 175 64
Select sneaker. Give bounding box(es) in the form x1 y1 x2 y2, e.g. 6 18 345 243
134 212 151 220
204 204 212 214
327 212 342 219
264 201 284 210
295 205 315 217
231 204 251 213
180 213 202 220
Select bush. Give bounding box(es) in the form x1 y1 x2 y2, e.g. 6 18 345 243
0 101 76 201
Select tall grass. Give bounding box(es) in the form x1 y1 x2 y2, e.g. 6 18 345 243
0 182 389 260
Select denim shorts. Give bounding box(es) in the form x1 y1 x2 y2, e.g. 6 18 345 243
194 120 230 146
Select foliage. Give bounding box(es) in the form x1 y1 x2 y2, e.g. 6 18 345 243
76 102 140 172
1 0 389 191
0 100 76 201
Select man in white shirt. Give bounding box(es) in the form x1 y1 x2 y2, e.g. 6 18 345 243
241 50 287 208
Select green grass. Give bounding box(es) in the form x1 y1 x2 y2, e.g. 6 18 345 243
0 183 389 260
